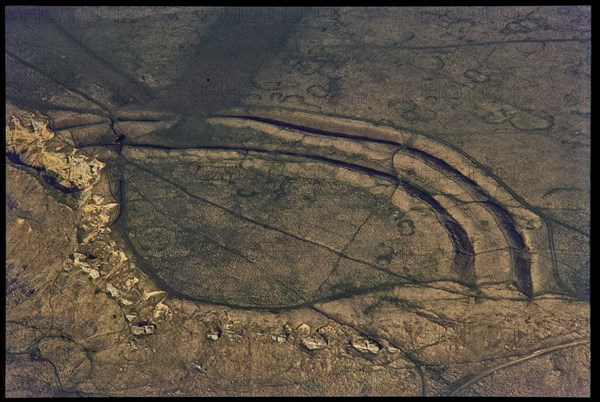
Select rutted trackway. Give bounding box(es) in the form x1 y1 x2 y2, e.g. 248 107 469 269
400 179 476 286
402 147 532 296
213 113 534 296
5 11 541 297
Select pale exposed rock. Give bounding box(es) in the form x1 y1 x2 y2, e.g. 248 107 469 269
302 335 327 350
6 113 113 264
72 253 88 265
125 277 140 291
105 283 133 306
143 290 168 301
125 314 137 322
222 320 244 341
6 115 105 192
106 283 122 299
153 301 173 321
6 115 53 158
131 322 156 336
271 335 287 343
58 151 105 191
30 119 47 133
387 346 400 354
72 252 92 273
72 252 101 279
296 323 311 336
81 266 100 279
206 333 220 341
193 363 206 373
80 199 118 243
110 249 129 265
351 337 381 354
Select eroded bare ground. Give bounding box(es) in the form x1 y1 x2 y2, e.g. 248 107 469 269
5 6 590 396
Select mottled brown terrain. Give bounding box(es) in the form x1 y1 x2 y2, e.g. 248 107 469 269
6 6 590 396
